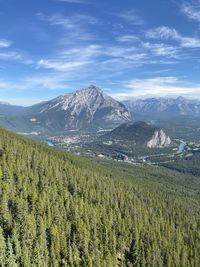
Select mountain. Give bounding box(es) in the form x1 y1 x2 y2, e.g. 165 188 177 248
124 96 200 119
0 102 26 116
103 121 171 148
23 85 131 131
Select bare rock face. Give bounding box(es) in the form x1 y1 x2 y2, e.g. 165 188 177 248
147 129 171 148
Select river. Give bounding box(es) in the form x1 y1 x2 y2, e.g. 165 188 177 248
177 140 186 153
46 141 55 147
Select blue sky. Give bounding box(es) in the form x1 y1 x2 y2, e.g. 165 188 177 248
0 0 200 105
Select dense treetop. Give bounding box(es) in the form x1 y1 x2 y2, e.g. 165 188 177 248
0 128 199 266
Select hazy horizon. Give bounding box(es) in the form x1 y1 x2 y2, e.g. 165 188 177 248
1 86 200 107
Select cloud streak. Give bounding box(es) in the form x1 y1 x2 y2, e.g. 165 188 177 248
36 12 99 45
0 39 12 48
37 59 91 72
146 26 200 48
111 76 200 99
116 35 139 42
142 42 179 58
119 10 144 25
181 1 200 22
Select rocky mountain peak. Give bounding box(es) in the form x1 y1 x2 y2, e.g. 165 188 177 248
176 96 185 102
25 85 131 131
73 85 103 97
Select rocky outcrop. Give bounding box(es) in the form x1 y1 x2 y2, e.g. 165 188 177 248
102 121 171 149
147 129 171 148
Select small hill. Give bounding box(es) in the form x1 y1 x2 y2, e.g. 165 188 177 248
103 121 171 148
0 102 26 116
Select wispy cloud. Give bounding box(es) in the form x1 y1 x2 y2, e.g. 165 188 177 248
0 51 21 60
181 1 200 22
24 74 71 90
37 44 100 72
146 26 200 48
142 42 179 58
46 13 97 28
0 73 72 95
0 80 18 91
0 38 33 65
37 43 150 75
37 59 91 72
111 76 200 99
36 40 182 78
37 12 98 42
0 39 12 48
116 35 139 42
119 10 144 25
0 51 33 65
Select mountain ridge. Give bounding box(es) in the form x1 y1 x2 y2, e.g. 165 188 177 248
1 91 200 133
0 85 132 132
124 96 200 119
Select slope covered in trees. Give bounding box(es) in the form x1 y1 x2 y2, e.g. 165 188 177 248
0 128 199 266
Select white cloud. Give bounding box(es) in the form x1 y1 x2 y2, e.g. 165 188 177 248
0 73 72 100
146 26 200 48
37 44 100 72
142 42 179 57
37 59 91 72
0 51 33 64
36 41 180 76
146 26 179 39
24 74 71 90
36 12 99 44
119 10 144 25
59 44 101 59
0 39 12 48
102 46 141 59
0 80 18 91
0 51 21 60
111 76 200 99
181 1 200 22
181 36 200 48
46 13 97 28
116 35 139 42
37 44 144 72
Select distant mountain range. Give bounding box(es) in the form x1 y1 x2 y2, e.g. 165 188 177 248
0 86 131 132
103 121 171 148
124 96 200 119
0 88 200 133
0 102 26 116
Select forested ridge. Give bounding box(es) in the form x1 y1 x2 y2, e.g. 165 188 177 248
0 128 199 266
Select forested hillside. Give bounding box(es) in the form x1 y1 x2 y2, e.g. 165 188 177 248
0 128 199 266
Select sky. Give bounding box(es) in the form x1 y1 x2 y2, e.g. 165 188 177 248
0 0 200 105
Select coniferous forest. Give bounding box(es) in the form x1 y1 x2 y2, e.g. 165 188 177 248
0 128 199 266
